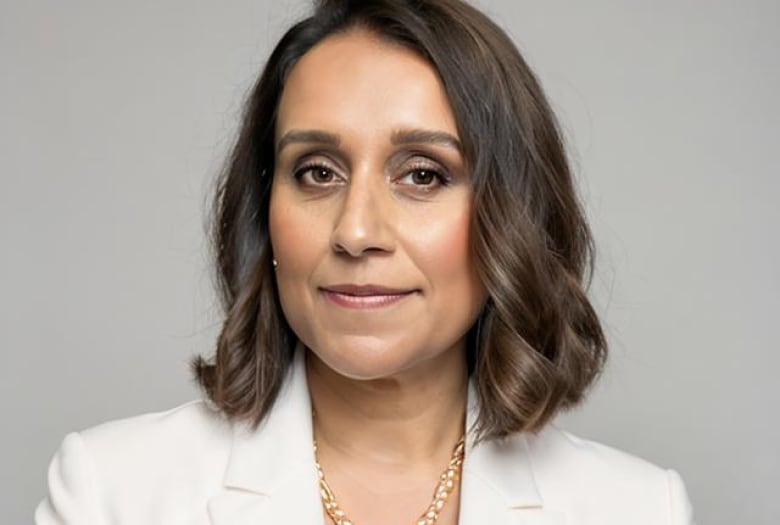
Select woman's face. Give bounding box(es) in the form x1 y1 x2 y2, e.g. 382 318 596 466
269 29 488 380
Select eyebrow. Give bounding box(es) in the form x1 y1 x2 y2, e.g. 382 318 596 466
276 130 340 155
391 129 462 153
275 128 462 155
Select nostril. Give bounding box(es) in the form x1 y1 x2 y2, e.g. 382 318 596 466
331 244 391 258
332 241 347 254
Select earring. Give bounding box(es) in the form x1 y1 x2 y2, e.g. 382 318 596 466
272 258 278 269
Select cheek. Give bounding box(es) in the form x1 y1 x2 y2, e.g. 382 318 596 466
269 190 324 273
410 202 480 292
268 191 327 344
268 191 326 320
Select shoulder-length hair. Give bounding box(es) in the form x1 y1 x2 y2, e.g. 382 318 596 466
191 0 607 441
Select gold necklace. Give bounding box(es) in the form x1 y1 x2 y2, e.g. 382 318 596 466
313 435 466 525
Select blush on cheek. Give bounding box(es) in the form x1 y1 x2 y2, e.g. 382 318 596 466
416 208 476 285
269 198 318 271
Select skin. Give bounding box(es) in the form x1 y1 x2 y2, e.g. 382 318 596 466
269 28 488 525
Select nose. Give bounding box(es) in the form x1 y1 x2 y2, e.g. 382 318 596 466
330 174 395 258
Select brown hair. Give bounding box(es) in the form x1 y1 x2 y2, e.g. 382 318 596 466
191 0 607 441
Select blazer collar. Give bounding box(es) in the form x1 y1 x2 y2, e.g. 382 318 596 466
208 347 323 524
461 383 544 508
209 346 564 524
458 385 567 523
221 347 315 494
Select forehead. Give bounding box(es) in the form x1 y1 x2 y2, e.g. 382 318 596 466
276 29 459 140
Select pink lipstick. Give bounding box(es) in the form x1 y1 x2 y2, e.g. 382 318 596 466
320 284 418 309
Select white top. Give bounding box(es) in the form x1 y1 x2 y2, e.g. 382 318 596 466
36 350 695 524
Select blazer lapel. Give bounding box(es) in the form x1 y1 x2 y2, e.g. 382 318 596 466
459 385 566 525
207 348 323 525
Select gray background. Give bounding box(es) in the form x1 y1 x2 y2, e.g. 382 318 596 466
2 1 777 523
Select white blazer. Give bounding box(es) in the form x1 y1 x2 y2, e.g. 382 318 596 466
36 350 695 524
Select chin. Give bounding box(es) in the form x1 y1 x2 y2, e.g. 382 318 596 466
308 334 424 381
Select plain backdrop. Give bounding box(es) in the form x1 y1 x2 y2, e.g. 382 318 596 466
2 1 778 523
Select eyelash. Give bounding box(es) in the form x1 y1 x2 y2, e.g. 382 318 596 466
293 163 339 184
402 162 451 189
292 160 451 190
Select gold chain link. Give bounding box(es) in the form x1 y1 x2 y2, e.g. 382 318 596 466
314 436 465 525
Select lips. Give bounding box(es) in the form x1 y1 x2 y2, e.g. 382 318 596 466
319 284 418 309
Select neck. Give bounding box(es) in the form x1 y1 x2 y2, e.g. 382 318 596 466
306 345 468 467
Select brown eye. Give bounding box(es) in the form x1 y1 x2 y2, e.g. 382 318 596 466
311 167 334 183
411 169 437 185
293 164 339 185
398 164 450 191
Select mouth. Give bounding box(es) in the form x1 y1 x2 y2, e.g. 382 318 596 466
319 284 419 309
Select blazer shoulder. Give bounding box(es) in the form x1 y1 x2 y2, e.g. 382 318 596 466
37 400 236 524
79 399 230 449
529 425 667 477
77 400 233 489
526 425 694 523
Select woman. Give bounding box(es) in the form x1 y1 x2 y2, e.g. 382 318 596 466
36 0 694 524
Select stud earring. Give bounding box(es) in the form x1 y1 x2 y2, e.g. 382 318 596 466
272 258 278 269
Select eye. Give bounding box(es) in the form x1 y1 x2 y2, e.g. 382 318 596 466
397 163 450 191
410 169 437 185
293 163 341 186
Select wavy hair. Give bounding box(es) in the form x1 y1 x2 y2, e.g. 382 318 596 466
191 0 607 441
